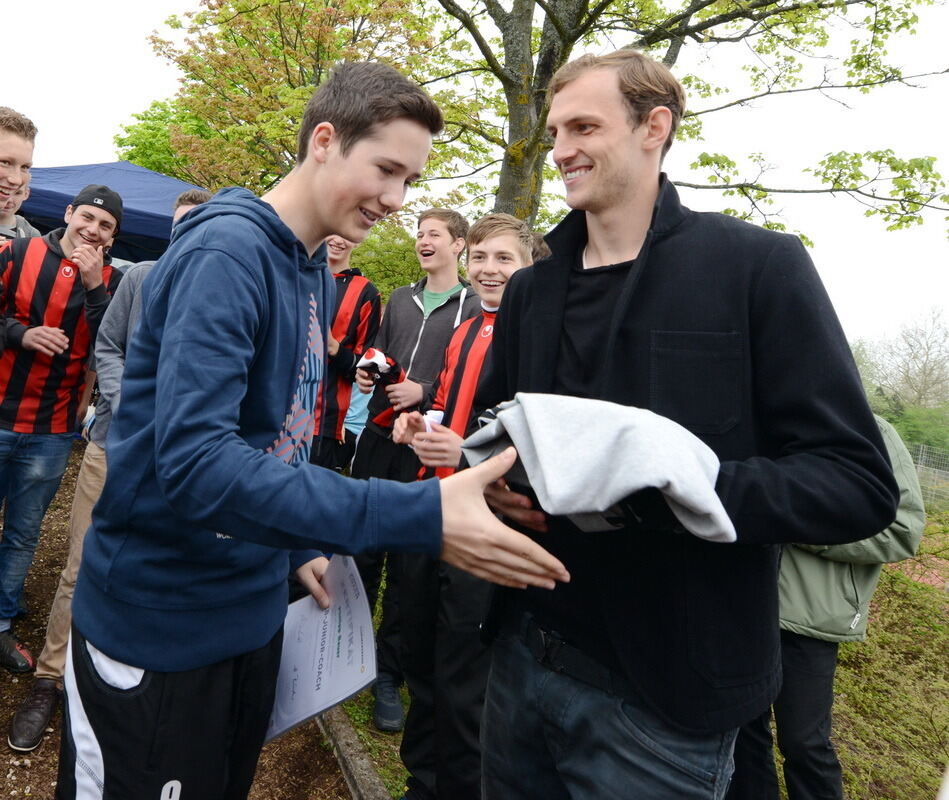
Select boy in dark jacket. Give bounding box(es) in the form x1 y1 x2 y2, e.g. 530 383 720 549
351 208 480 731
57 63 567 800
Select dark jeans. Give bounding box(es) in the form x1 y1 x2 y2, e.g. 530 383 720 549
482 614 738 800
728 629 842 800
399 554 492 799
351 426 422 682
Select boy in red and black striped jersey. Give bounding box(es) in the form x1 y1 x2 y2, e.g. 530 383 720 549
310 235 381 471
0 184 122 673
391 213 534 800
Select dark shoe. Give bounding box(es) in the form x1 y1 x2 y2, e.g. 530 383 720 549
372 673 404 732
0 630 34 674
8 678 60 752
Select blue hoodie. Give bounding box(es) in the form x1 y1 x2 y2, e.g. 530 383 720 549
73 188 443 671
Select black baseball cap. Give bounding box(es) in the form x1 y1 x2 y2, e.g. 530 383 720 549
70 184 123 230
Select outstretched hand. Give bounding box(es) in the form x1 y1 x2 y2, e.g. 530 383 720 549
439 447 568 589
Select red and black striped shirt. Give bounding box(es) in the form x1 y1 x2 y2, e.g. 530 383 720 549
313 269 381 441
425 309 495 479
0 232 119 433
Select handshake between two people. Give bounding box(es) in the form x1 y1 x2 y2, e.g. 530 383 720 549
297 446 565 612
436 445 567 590
393 410 555 579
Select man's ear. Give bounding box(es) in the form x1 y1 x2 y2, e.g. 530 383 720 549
63 204 74 225
451 237 466 257
642 106 673 154
307 122 337 164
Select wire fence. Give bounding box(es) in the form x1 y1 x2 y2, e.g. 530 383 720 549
910 443 949 512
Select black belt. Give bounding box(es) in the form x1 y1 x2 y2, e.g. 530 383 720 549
517 614 636 700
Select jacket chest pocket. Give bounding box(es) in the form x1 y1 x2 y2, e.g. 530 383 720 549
649 330 742 435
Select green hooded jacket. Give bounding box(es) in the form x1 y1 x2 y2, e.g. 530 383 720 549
778 416 925 642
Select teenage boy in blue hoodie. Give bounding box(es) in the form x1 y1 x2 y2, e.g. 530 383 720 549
57 62 568 800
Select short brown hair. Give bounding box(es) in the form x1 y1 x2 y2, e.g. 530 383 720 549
530 231 552 261
297 62 443 163
418 208 469 242
0 107 37 142
174 189 213 210
467 213 533 265
549 49 686 157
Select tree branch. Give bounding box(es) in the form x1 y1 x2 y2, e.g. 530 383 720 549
630 0 869 49
674 180 949 212
690 68 949 116
435 0 512 86
425 159 503 181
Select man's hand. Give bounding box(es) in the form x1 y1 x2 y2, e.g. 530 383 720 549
22 326 69 357
327 332 339 357
294 556 331 609
355 367 375 394
392 411 426 445
414 423 463 468
440 447 567 589
386 379 423 411
71 244 105 290
484 477 548 533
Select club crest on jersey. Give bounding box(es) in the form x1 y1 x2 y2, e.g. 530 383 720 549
61 265 75 278
481 325 493 338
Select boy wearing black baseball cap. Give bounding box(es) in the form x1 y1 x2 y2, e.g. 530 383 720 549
0 184 123 674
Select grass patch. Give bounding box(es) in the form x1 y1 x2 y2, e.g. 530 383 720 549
342 565 409 798
831 513 948 799
342 689 409 798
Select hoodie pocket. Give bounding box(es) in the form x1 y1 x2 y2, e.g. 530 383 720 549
649 331 741 435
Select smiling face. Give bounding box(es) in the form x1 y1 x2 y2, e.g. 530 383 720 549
324 234 355 272
415 217 465 274
547 67 659 215
467 233 531 306
0 131 33 209
312 117 432 245
0 184 28 223
60 204 118 255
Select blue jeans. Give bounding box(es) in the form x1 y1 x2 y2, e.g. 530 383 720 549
0 429 75 622
482 621 738 800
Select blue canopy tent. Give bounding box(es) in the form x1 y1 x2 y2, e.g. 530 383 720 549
21 161 206 263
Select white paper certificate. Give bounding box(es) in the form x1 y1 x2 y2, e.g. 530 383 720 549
265 555 376 742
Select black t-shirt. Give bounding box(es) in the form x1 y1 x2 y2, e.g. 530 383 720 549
508 251 642 676
554 253 636 398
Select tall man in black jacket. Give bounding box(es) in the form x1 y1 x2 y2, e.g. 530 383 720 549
477 49 898 799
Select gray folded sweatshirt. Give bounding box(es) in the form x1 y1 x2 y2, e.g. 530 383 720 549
462 393 736 543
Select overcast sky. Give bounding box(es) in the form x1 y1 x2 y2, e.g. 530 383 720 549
6 0 946 341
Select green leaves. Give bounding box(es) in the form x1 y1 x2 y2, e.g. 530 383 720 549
810 149 947 230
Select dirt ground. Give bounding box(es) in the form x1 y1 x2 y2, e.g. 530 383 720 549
0 443 349 800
